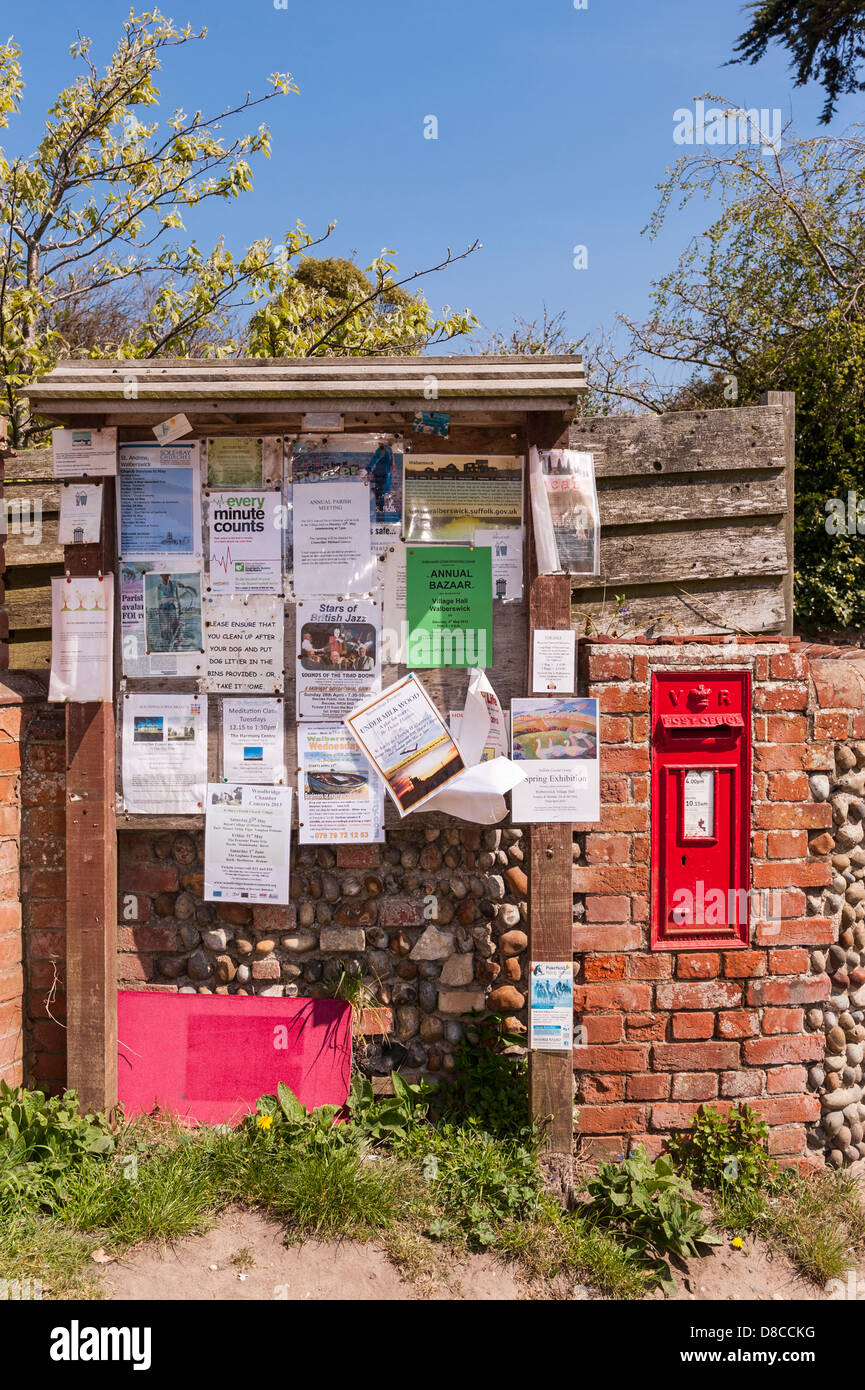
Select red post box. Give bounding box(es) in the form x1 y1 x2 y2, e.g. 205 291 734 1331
651 670 751 951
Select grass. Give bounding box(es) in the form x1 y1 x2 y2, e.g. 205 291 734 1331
711 1165 865 1286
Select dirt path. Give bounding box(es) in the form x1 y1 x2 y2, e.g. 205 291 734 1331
99 1205 858 1301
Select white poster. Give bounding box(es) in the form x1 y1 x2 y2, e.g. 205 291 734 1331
450 706 509 761
511 697 600 824
202 594 284 694
532 629 576 694
475 527 523 602
291 479 374 597
380 544 407 665
297 726 384 844
290 434 402 557
117 440 202 563
120 564 204 679
58 483 103 544
48 577 113 703
52 427 117 478
530 962 574 1051
122 692 207 814
222 698 286 784
207 489 283 594
204 783 292 905
296 599 380 721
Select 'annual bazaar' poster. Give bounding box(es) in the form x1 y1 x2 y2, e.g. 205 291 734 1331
405 546 492 668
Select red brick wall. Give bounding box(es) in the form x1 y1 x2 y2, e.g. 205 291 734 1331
573 637 834 1166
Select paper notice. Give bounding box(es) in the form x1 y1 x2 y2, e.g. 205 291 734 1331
204 783 292 904
291 479 374 597
532 629 576 693
222 698 286 784
530 962 574 1050
510 697 600 823
207 489 283 594
202 594 284 694
117 440 202 563
297 726 384 844
296 598 380 722
380 545 407 665
345 673 467 818
52 428 117 478
58 483 103 544
49 577 113 703
122 692 207 814
474 527 523 601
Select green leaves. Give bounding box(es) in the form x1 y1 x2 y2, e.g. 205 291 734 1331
585 1145 720 1291
0 1082 114 1206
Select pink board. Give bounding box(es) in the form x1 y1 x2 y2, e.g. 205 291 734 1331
118 990 353 1125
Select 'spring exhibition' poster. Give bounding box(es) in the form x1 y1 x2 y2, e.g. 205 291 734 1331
510 697 600 824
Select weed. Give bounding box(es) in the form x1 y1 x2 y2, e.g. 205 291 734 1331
0 1083 113 1206
668 1103 782 1196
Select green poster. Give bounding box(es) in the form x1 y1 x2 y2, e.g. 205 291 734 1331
405 546 493 668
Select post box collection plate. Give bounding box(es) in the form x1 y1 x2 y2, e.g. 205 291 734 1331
651 670 751 951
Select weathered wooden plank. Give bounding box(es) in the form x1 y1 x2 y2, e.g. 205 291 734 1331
570 578 787 637
3 481 61 513
8 637 51 669
569 405 786 477
5 519 62 566
5 584 52 629
3 448 54 482
597 471 786 526
36 396 581 419
575 519 788 589
761 391 795 635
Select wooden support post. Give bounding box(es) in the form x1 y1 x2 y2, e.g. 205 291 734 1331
65 474 117 1114
761 390 795 636
523 414 576 1204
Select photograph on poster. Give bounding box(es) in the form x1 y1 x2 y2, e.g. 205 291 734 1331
405 545 492 669
117 441 201 562
291 435 403 552
49 577 113 703
222 699 285 784
122 692 207 814
58 483 103 544
296 600 380 721
52 427 117 478
403 455 523 544
510 697 600 824
345 674 466 817
204 783 291 904
206 489 283 594
297 726 384 844
202 594 283 694
143 572 203 657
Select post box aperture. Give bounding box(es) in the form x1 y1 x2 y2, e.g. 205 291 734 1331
651 670 751 950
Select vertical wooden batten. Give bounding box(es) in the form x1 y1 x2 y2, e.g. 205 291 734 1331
524 415 575 1203
761 390 795 637
64 463 117 1114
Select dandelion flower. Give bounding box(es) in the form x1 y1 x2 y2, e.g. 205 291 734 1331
732 1237 743 1249
256 1114 273 1130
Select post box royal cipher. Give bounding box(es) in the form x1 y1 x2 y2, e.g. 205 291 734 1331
651 670 751 950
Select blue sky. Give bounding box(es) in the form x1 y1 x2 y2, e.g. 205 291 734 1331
4 0 863 355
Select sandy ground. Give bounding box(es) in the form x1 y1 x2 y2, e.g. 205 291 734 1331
104 1208 522 1301
98 1206 859 1302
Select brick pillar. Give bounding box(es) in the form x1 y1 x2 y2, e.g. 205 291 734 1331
0 674 49 1086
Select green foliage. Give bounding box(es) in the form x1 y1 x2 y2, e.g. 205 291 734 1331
0 1083 113 1205
346 1072 436 1144
731 0 865 123
585 1146 721 1292
442 1014 531 1139
668 1103 783 1196
399 1122 545 1250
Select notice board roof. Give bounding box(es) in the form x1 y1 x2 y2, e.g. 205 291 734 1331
24 355 587 424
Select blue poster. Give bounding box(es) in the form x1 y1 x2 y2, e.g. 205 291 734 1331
117 441 202 560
